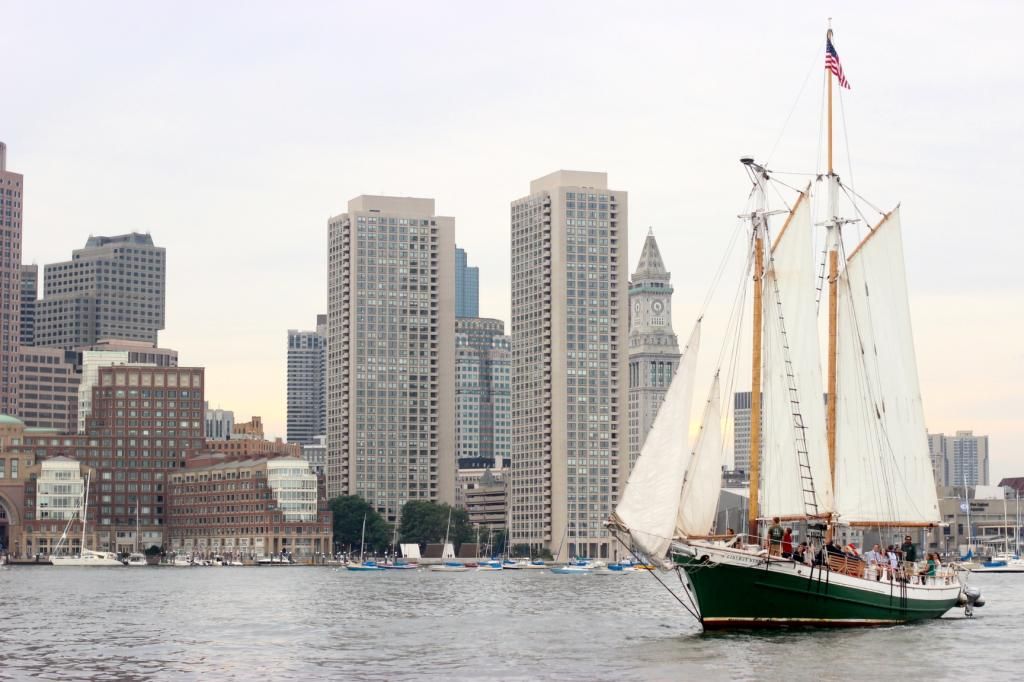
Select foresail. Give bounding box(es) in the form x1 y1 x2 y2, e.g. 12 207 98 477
761 191 834 519
610 321 700 561
833 208 939 524
676 373 722 537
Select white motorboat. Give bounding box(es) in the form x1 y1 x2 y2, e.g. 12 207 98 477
125 552 148 567
171 555 193 567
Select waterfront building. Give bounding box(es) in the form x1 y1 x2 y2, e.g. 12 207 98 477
204 403 235 440
927 484 1019 557
929 430 990 487
204 434 301 459
231 415 265 440
455 456 510 510
509 170 628 561
455 247 479 318
17 347 80 433
455 317 511 465
167 454 332 561
627 230 680 473
7 365 205 552
75 343 177 433
20 264 36 347
465 472 507 532
0 143 24 417
34 232 166 349
287 315 327 445
326 195 456 522
302 435 327 476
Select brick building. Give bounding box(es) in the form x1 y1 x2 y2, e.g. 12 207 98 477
167 454 331 561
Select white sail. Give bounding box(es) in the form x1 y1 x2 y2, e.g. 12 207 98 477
760 192 835 519
833 208 939 524
611 322 700 561
676 374 723 537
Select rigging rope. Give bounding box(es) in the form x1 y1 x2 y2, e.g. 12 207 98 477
767 39 829 167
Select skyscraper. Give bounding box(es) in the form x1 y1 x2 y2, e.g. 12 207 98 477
455 317 511 464
732 391 762 480
454 246 479 318
287 315 327 445
929 430 990 486
35 233 166 349
0 143 24 417
510 171 628 561
20 264 37 347
326 196 455 522
627 230 680 472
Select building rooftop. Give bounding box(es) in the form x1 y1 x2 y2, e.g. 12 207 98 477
84 233 156 248
0 414 25 426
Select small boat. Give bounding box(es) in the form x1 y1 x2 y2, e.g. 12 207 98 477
430 561 470 573
125 552 148 567
381 559 418 570
502 559 527 569
971 553 1024 573
347 560 385 572
50 473 124 567
524 559 547 569
171 555 193 567
551 558 594 575
51 548 124 567
477 560 503 571
227 559 245 567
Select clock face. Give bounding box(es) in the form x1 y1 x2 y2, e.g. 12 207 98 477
652 300 665 314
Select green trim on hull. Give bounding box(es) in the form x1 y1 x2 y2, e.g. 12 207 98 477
675 554 959 629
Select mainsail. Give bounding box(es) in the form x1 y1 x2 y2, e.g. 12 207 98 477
760 191 835 518
611 322 700 561
833 208 939 524
676 373 723 537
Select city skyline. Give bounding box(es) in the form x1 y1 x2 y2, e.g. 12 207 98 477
3 3 1021 481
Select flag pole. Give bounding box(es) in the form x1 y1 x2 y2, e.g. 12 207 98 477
824 21 839 543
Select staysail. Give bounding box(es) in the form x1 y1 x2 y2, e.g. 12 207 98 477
610 322 701 561
760 190 835 519
833 208 939 524
676 373 723 537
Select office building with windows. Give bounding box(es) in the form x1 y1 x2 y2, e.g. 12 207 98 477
455 247 479 318
35 232 166 349
287 315 327 445
455 317 510 465
0 143 24 417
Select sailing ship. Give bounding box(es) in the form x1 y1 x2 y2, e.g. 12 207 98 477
51 473 123 567
610 26 982 628
430 509 469 572
347 513 384 571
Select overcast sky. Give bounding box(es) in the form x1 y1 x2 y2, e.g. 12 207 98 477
3 2 1021 481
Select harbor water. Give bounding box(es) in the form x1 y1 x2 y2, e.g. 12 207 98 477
0 567 1018 680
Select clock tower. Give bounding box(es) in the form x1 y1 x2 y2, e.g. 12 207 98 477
627 229 681 472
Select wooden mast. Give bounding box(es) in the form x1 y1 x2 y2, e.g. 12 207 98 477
825 25 840 541
747 164 766 542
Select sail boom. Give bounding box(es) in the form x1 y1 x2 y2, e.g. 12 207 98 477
844 521 939 528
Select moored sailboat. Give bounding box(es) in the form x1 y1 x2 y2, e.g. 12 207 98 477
50 473 123 567
610 26 981 629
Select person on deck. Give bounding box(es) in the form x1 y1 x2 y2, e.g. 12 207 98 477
767 518 784 555
781 528 794 559
792 542 806 563
865 544 884 565
901 535 917 572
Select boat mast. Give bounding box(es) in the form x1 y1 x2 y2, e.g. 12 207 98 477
81 471 90 554
823 24 842 543
744 158 768 542
359 513 367 563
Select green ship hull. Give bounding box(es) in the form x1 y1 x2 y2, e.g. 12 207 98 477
673 552 961 630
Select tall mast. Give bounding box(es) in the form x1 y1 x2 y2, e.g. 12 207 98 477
744 158 768 541
81 471 90 553
825 25 841 510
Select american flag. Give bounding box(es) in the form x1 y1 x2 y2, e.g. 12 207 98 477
825 38 851 89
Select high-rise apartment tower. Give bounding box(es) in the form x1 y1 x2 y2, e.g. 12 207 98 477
509 171 628 561
326 196 455 522
287 315 327 445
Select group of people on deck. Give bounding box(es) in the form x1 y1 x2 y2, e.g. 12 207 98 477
757 518 950 585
